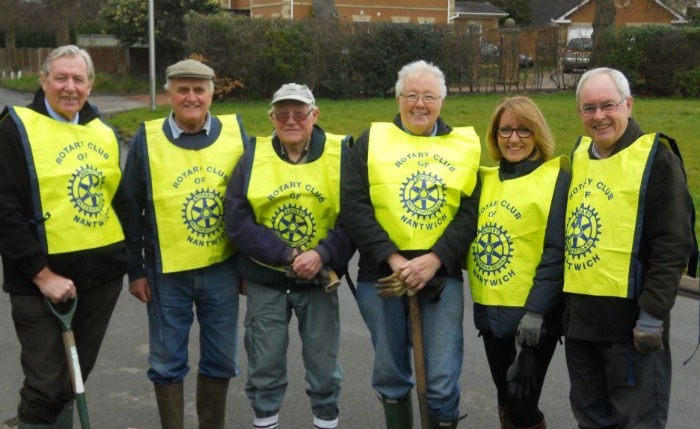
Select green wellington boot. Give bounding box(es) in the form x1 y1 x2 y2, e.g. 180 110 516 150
154 382 184 429
196 374 230 429
380 394 413 429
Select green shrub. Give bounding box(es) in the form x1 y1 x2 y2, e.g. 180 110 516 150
677 68 700 97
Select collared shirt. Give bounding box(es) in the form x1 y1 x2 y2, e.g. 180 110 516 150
168 111 212 139
44 99 79 124
278 134 311 165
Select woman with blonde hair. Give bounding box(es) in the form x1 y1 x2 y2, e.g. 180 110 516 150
467 96 570 429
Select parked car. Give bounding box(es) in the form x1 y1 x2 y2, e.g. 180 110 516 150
563 37 592 73
480 43 534 69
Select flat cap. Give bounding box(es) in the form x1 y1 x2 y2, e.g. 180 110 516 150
166 59 215 80
270 83 315 105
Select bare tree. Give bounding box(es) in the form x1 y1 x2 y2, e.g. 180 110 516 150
42 0 106 46
0 0 39 48
590 0 616 68
313 0 338 20
0 1 106 47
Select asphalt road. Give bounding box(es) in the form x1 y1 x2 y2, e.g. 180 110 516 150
0 87 147 117
1 255 699 429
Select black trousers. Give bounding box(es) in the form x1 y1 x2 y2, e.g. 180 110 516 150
565 337 671 429
10 278 123 424
481 331 559 427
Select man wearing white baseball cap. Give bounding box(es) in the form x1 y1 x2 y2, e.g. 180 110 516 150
225 83 354 429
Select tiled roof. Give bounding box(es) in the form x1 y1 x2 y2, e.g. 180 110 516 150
455 1 508 16
530 0 686 27
530 0 582 27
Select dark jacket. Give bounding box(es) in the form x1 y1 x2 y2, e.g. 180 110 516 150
341 114 480 282
225 125 355 292
0 89 128 294
563 118 695 342
473 158 570 338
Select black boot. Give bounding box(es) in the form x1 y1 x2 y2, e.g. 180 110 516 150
17 401 74 429
498 405 515 429
513 417 546 429
428 414 459 429
380 394 413 429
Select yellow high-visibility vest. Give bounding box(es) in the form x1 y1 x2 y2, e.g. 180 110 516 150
469 157 567 306
368 122 480 249
145 115 244 273
246 134 344 269
564 134 657 298
10 106 124 254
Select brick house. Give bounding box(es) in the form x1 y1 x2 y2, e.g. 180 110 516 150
532 0 687 41
218 1 506 29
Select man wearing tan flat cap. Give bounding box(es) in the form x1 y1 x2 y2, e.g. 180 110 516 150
119 58 249 429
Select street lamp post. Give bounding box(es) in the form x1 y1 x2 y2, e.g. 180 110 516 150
148 0 156 111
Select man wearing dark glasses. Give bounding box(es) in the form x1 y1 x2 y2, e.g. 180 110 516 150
225 83 354 429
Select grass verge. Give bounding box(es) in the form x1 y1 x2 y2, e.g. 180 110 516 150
109 91 700 240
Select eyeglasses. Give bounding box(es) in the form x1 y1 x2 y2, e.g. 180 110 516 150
578 97 628 117
497 127 533 139
270 109 314 123
400 93 441 104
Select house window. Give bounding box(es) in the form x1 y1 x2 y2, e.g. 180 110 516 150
353 15 372 22
391 16 411 23
417 17 436 24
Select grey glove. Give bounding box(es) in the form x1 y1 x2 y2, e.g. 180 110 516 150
633 310 664 355
507 347 538 399
516 311 544 348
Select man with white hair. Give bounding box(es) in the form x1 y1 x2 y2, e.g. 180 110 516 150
0 45 128 428
563 67 697 429
120 59 248 429
225 83 354 429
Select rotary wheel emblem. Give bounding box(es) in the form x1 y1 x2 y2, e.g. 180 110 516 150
566 204 602 259
400 171 446 219
472 222 514 274
182 189 224 236
272 204 316 248
68 165 105 217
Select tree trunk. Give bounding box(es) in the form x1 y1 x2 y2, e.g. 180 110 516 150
590 0 616 68
313 0 338 20
55 21 72 46
5 30 17 49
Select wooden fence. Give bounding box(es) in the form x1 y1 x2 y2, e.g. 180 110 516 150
0 47 139 75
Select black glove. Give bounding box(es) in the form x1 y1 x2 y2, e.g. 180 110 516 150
422 277 447 303
506 347 538 399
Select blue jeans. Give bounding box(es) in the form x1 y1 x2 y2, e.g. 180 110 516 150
356 278 464 421
146 259 240 384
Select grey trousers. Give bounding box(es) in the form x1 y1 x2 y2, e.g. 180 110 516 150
243 280 343 421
